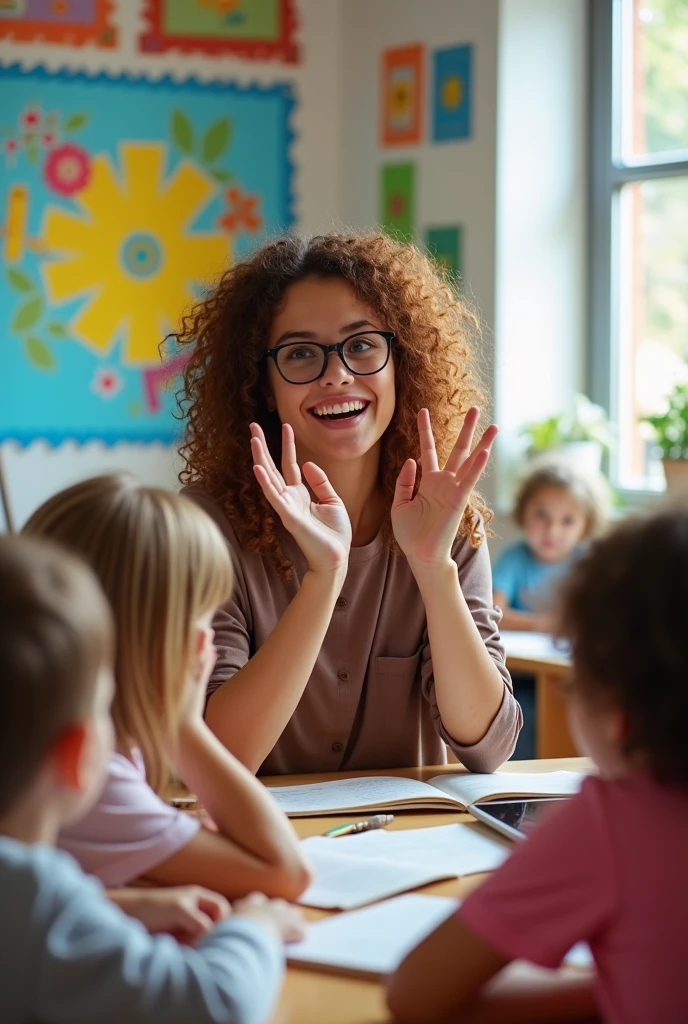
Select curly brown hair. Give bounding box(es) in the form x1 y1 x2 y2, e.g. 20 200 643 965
558 508 688 787
176 231 493 576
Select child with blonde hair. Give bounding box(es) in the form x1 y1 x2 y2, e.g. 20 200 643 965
493 462 606 633
388 508 688 1023
23 474 310 900
0 534 303 1024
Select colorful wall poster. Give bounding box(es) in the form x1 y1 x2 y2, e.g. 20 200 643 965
0 0 116 47
141 0 299 62
380 162 415 239
432 44 472 142
381 43 424 147
0 66 295 446
426 225 462 281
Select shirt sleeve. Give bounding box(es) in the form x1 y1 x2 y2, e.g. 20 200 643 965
22 848 284 1024
58 753 200 887
459 777 617 968
420 528 522 773
491 544 520 606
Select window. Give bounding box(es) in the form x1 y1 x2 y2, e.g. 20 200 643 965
590 0 688 493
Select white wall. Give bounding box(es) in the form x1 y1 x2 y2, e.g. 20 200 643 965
1 0 343 529
492 0 588 524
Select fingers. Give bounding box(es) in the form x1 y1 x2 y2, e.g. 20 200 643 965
281 423 302 487
454 446 492 503
250 422 285 493
253 464 287 513
417 408 439 473
393 459 417 507
457 423 498 481
196 890 232 923
302 461 342 505
443 406 481 475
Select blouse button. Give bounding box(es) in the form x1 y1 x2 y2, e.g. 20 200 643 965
337 668 350 682
335 596 347 609
332 742 343 753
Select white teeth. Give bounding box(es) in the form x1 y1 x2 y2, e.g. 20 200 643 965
313 400 366 417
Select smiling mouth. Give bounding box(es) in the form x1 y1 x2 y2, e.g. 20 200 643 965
308 400 370 421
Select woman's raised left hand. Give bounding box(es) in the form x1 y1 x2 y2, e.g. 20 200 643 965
391 407 498 570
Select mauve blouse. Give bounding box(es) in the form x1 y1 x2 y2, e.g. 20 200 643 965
185 485 521 776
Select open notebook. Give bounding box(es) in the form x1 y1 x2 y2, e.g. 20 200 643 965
298 824 509 909
288 893 593 979
267 769 586 817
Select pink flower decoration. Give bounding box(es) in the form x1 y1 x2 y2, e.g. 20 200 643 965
4 138 19 153
44 143 91 196
22 109 41 128
91 367 123 401
42 132 56 148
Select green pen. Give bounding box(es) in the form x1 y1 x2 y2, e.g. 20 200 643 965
323 814 394 838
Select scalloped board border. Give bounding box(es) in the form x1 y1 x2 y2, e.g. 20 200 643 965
0 0 116 48
140 0 299 63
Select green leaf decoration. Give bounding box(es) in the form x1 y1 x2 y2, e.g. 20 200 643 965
6 268 35 293
171 110 194 154
24 336 55 371
202 118 231 164
47 321 70 339
26 145 39 166
12 295 43 332
63 112 89 132
210 167 233 184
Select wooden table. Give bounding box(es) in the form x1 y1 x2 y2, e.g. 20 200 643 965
501 631 576 759
269 757 590 1024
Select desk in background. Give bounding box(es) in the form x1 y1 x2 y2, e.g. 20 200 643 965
501 631 576 759
272 757 589 1024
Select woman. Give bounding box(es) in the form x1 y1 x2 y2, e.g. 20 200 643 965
177 232 521 775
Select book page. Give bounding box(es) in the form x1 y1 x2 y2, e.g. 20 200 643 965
287 893 458 977
265 775 446 815
429 770 586 806
297 843 456 909
301 823 509 878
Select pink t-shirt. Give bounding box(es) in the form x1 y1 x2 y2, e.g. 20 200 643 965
460 774 688 1024
58 750 200 887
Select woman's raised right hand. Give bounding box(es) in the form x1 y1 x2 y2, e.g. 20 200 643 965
250 422 351 576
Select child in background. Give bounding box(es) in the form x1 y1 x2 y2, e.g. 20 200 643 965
23 474 310 901
388 508 688 1024
0 535 303 1024
492 462 605 632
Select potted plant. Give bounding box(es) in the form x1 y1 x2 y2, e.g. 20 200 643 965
521 393 615 475
641 381 688 496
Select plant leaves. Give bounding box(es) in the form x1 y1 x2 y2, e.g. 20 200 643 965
24 336 55 371
171 110 194 154
26 145 39 166
12 295 43 332
210 167 233 183
63 111 89 132
47 321 70 338
6 268 34 293
202 118 231 164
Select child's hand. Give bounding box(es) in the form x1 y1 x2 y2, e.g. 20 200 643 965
111 885 230 944
232 891 306 944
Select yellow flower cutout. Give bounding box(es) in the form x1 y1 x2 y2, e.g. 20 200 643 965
42 142 230 365
389 78 412 121
442 75 463 110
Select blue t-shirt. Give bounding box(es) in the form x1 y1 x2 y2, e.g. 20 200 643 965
492 540 575 612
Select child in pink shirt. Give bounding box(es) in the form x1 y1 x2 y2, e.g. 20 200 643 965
23 474 310 902
388 508 688 1024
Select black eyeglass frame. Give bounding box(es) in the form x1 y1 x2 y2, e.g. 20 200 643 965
264 330 395 385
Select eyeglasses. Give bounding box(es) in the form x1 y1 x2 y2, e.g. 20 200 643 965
265 331 395 385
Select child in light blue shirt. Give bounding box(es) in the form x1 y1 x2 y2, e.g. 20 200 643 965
0 535 303 1024
493 463 605 632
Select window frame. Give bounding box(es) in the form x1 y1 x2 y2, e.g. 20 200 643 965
588 0 688 499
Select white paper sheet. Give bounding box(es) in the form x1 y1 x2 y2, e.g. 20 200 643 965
428 770 585 806
501 630 571 663
266 775 441 814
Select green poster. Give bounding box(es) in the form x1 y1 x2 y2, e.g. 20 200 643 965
426 225 462 281
380 162 415 239
164 0 280 41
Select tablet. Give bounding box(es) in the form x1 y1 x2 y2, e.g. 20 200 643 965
470 797 567 841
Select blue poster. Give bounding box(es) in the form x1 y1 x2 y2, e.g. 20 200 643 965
0 66 295 445
432 44 473 143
